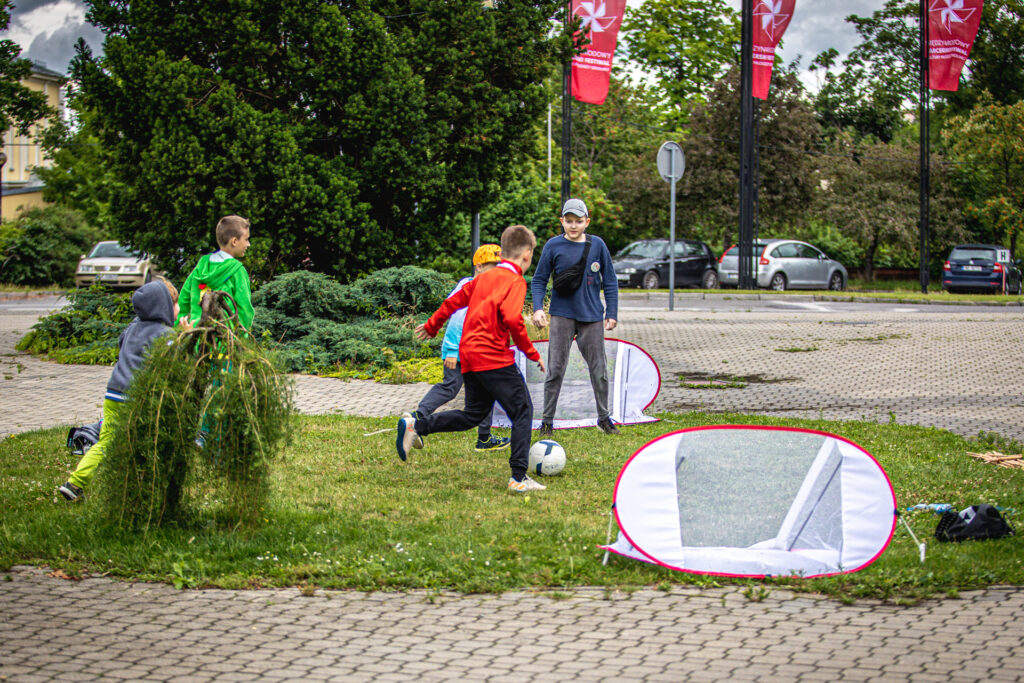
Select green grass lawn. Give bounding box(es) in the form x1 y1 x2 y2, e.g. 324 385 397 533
2 412 1022 603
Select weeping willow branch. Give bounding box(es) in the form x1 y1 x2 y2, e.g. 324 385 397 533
92 290 294 533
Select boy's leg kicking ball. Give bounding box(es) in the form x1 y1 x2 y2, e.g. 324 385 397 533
396 413 423 461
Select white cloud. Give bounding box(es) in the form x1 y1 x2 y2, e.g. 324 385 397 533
2 0 100 73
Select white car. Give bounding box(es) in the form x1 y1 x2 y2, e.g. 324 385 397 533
75 241 155 289
718 239 847 291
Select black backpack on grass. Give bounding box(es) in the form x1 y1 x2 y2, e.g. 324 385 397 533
935 504 1015 542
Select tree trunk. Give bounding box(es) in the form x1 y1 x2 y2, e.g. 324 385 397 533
864 236 880 282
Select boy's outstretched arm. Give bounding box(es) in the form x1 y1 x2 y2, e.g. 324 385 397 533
417 280 475 339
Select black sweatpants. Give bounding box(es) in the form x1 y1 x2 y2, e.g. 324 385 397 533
416 361 493 440
415 364 533 480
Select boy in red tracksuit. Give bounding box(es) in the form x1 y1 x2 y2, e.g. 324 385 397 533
397 224 548 492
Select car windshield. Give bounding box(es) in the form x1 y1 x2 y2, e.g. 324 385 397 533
88 243 139 259
949 247 996 262
617 242 664 259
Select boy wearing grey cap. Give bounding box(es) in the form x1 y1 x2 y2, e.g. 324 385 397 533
530 198 620 435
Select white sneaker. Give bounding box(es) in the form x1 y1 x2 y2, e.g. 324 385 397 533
396 416 423 461
508 475 546 492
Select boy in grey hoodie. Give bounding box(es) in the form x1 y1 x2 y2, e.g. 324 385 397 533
58 278 187 501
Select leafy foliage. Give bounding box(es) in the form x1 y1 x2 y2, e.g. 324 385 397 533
0 1 53 138
17 286 132 363
0 206 103 287
621 0 739 124
351 266 454 318
814 134 966 280
676 66 820 252
942 95 1024 254
69 0 569 282
93 303 294 531
252 267 449 373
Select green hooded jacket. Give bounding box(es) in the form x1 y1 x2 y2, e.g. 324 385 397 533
177 252 254 329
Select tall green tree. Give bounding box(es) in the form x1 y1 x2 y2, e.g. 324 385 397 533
676 65 820 251
815 134 966 280
811 0 1024 142
943 95 1024 256
36 95 120 236
621 0 739 124
72 0 568 281
0 1 53 139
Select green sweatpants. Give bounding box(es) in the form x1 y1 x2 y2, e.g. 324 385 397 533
69 398 126 489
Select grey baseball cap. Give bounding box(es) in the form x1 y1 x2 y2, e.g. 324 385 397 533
561 198 589 218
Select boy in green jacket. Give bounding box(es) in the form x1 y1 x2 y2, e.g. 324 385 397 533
177 215 254 329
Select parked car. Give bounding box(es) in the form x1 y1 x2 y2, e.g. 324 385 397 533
719 239 847 291
941 244 1022 294
613 239 719 289
75 241 155 289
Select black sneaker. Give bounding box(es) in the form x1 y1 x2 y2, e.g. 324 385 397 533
58 482 83 501
597 417 621 435
537 422 554 437
475 435 510 451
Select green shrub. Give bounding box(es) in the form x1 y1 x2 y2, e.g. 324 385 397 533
251 270 367 342
93 308 294 531
0 206 103 287
351 266 454 318
270 317 436 373
17 287 133 364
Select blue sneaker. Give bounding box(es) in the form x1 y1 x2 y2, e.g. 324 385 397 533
396 416 423 461
475 435 510 451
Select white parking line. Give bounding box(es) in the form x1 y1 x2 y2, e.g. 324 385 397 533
766 300 833 312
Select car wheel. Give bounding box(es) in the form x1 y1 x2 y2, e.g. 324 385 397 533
642 270 660 290
1014 281 1023 296
769 273 787 291
701 269 719 290
828 272 844 291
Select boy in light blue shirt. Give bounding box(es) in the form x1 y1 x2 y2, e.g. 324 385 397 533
410 245 509 451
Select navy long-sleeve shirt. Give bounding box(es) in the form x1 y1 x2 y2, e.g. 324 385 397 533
531 234 618 323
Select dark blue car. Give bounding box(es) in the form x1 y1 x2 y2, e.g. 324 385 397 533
942 244 1022 294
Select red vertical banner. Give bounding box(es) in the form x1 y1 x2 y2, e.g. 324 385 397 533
928 0 984 91
751 0 796 100
570 0 627 105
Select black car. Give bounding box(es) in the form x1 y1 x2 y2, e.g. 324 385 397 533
941 244 1023 294
613 239 719 289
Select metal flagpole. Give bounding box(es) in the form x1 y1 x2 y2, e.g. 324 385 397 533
561 0 572 204
918 0 930 294
738 0 755 290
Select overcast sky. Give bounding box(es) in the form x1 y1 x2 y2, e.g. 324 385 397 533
2 0 882 88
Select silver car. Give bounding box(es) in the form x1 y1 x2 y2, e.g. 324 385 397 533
75 241 155 289
718 239 847 291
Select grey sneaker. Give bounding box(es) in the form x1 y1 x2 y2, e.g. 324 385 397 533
58 482 83 502
396 415 423 461
537 422 554 437
597 417 620 435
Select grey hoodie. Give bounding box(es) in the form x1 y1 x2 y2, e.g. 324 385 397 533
105 281 176 400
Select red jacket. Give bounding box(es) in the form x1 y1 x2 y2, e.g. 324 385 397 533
424 261 541 372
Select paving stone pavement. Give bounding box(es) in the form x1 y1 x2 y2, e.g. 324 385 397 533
3 565 1023 682
4 298 1024 681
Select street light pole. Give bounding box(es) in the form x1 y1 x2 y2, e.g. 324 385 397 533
0 151 7 224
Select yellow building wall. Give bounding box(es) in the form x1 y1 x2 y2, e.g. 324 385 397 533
1 66 63 218
1 190 48 219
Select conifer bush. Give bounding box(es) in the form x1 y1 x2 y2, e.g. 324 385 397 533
93 292 294 531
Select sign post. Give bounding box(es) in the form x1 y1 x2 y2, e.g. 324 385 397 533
657 141 685 311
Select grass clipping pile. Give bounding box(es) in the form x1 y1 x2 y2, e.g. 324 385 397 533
93 291 294 531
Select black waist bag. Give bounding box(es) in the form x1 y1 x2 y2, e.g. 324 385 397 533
935 504 1015 542
551 236 592 297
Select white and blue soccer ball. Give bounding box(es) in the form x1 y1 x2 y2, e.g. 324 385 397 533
529 439 566 476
